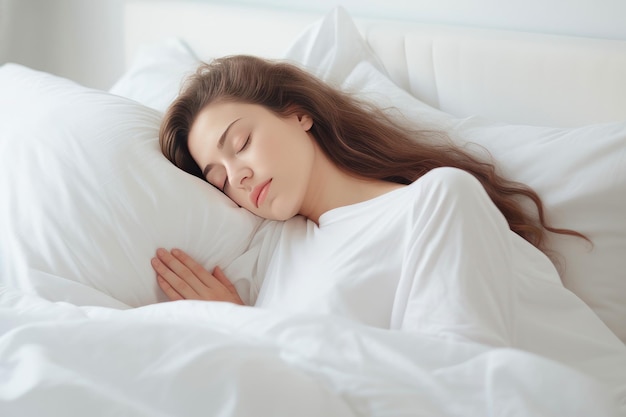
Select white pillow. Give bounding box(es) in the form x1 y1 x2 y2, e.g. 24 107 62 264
0 63 264 308
284 8 626 343
109 38 200 113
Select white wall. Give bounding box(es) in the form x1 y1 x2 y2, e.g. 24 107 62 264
0 0 125 89
228 0 626 40
1 0 625 89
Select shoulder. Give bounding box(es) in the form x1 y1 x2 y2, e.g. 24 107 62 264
405 167 494 217
413 167 483 192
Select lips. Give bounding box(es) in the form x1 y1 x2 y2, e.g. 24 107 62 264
250 179 272 208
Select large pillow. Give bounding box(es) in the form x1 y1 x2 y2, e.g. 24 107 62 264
284 8 626 343
0 63 266 308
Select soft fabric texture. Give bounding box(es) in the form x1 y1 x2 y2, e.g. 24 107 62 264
4 6 624 343
0 63 266 307
2 166 625 414
283 7 626 343
257 168 626 391
109 38 200 113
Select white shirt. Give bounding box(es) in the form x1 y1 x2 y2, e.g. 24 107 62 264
255 174 421 328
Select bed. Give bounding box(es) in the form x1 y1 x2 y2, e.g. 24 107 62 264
1 2 625 416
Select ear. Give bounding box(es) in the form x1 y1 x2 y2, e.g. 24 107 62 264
297 113 313 131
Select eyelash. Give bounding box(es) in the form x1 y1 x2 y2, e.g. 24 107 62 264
222 135 251 191
236 135 251 154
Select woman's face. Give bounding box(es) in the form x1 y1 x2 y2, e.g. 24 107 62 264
188 101 315 220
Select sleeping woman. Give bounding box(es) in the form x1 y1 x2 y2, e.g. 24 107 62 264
152 54 603 345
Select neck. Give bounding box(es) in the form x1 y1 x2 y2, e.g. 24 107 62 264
298 143 404 224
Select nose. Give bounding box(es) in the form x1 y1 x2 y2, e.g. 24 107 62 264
225 162 252 190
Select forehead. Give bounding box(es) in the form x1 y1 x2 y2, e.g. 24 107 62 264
190 102 246 140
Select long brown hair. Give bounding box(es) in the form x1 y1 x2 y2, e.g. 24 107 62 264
160 55 586 254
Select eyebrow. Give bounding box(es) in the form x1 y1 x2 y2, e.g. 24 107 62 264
202 118 242 178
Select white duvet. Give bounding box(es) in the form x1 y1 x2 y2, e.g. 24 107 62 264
1 170 625 417
0 289 624 417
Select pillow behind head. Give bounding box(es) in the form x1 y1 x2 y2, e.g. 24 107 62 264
109 38 200 113
0 64 263 308
283 6 386 86
285 8 626 343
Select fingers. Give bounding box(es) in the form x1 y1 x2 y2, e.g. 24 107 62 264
151 248 244 305
156 274 185 301
213 266 244 305
170 249 216 288
152 248 207 297
212 266 238 294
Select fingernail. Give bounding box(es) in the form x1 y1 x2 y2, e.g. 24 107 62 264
172 248 180 256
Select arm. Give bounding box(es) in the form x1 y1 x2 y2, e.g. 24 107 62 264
151 248 245 305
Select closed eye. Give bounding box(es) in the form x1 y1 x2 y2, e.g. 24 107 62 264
236 135 250 154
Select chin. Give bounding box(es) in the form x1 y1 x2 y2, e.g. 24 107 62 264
267 207 299 222
266 213 292 222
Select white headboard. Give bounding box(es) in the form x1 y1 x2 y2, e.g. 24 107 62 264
124 1 626 128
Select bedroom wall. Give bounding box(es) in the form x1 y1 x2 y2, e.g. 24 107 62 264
0 0 125 89
229 0 626 40
1 0 625 90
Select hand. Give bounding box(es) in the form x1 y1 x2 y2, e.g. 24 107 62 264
151 248 244 305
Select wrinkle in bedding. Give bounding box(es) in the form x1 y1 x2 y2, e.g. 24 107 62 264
1 169 625 416
0 286 623 416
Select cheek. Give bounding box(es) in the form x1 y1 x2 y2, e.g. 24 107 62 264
277 129 314 161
